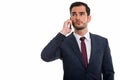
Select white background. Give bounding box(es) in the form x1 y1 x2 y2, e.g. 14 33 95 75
0 0 119 80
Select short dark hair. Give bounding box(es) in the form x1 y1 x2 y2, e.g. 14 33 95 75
70 2 90 16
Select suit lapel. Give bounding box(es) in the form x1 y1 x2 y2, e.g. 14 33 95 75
69 33 85 68
88 33 98 65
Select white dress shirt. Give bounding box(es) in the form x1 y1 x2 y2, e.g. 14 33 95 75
73 32 91 63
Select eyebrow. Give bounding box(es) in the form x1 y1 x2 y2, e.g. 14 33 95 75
71 12 86 15
71 11 85 14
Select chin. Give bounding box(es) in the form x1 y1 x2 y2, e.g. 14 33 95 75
74 26 85 30
75 27 85 30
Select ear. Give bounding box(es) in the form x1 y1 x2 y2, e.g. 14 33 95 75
87 16 91 23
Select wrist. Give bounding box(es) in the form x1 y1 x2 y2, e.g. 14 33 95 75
60 30 68 36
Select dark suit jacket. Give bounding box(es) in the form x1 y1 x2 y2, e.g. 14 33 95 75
41 32 114 80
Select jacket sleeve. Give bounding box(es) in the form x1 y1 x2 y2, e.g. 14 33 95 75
41 33 66 62
102 39 115 80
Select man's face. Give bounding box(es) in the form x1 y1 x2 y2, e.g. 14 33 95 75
70 5 91 30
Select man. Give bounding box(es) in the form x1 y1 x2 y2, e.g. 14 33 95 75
41 1 114 80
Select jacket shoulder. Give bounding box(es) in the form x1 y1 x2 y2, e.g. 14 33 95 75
90 33 107 40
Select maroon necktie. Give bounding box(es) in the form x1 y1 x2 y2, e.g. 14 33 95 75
80 37 88 68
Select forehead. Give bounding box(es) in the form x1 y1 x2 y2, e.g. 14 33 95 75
71 5 86 12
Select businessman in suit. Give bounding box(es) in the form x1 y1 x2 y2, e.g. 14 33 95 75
41 1 114 80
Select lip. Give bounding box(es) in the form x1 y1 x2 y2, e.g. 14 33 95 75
76 22 81 25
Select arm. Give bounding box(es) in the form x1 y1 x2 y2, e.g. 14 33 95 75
102 39 115 80
41 19 72 62
41 33 66 62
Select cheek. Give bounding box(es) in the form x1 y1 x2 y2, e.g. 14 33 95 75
70 17 75 20
71 18 75 23
82 17 88 22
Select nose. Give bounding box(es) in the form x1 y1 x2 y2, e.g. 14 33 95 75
76 14 81 20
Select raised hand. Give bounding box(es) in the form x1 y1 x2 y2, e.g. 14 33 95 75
60 19 72 36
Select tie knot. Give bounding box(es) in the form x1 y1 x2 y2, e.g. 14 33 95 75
80 37 85 41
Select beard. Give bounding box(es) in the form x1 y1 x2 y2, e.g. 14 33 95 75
73 22 87 30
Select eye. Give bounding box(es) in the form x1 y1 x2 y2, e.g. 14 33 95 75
79 12 85 16
71 12 77 16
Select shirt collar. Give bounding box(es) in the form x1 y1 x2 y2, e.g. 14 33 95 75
73 32 90 41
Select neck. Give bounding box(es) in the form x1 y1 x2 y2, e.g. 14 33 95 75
74 28 88 36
